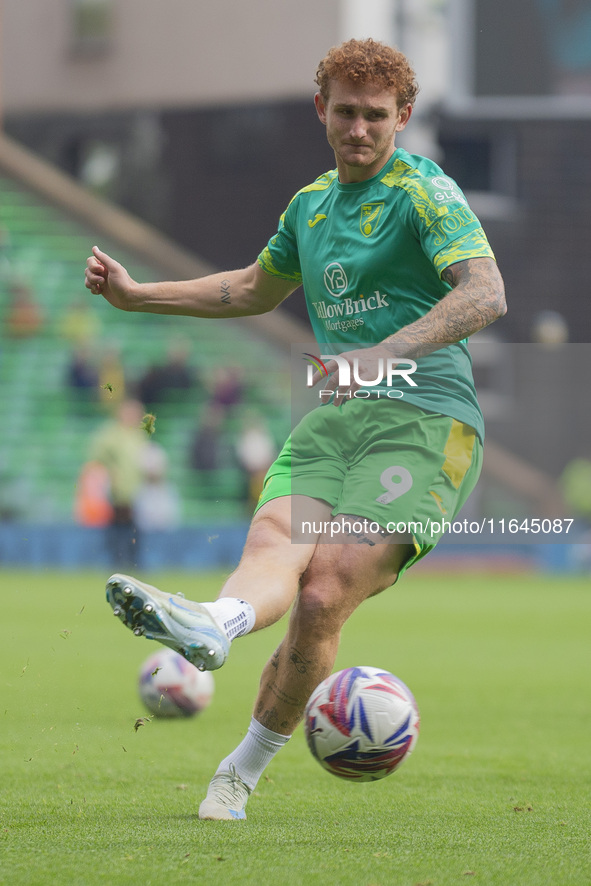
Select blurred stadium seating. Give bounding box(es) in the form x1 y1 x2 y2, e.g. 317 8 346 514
0 139 296 528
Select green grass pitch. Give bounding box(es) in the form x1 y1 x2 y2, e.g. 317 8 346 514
1 567 590 886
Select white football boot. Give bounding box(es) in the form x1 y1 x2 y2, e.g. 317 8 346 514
198 765 252 821
106 573 229 671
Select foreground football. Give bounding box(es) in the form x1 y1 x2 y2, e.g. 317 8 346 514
138 648 214 717
304 666 420 781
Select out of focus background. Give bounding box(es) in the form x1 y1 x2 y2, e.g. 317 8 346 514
1 0 591 571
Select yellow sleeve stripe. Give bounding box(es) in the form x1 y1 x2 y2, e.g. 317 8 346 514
297 170 338 195
434 229 495 275
257 247 302 282
380 158 446 225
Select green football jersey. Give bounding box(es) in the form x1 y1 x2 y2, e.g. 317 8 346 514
258 147 496 439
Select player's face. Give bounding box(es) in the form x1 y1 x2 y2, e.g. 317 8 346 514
315 79 412 183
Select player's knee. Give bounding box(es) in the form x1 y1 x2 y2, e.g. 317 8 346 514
295 592 340 636
294 577 351 636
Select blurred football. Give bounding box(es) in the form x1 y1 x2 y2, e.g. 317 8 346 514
138 648 214 717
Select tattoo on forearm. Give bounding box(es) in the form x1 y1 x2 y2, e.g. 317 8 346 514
220 279 231 304
439 259 505 335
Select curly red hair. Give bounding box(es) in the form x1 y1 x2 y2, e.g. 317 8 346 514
315 38 419 108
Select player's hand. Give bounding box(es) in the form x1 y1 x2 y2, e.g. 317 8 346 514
309 345 416 404
85 246 137 311
309 346 384 404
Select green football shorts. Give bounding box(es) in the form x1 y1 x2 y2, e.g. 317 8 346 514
256 398 483 575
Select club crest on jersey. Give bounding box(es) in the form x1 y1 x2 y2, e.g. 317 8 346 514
360 202 384 237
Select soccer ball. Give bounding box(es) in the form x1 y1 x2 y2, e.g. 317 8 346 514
138 648 214 718
304 666 420 782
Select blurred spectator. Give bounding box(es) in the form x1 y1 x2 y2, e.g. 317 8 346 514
188 402 243 500
0 225 13 280
0 454 28 521
560 454 591 571
98 345 126 405
88 398 148 566
560 456 591 524
133 442 181 531
235 412 277 508
531 310 569 346
137 338 198 406
58 298 102 347
210 366 245 413
74 460 113 527
189 403 225 473
66 346 100 395
5 281 44 338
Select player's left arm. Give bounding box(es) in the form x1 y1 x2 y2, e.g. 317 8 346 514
383 256 506 356
310 255 505 398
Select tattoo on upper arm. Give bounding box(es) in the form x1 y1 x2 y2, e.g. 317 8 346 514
440 256 506 329
442 258 488 288
220 279 231 304
442 258 502 300
384 257 506 356
441 265 457 287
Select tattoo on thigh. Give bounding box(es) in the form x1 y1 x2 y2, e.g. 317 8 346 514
352 531 376 546
339 514 392 546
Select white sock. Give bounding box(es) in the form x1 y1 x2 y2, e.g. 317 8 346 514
216 717 291 789
202 597 256 641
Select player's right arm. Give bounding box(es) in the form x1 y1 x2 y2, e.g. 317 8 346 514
84 246 298 318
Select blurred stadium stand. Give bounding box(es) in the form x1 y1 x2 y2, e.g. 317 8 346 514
0 134 306 557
